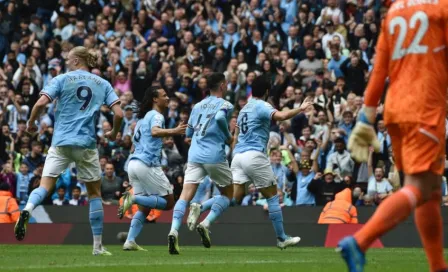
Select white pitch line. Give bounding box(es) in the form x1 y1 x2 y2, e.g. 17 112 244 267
3 259 330 270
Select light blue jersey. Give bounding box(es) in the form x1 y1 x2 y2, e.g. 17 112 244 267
41 69 119 149
130 110 165 167
233 99 277 155
187 96 234 164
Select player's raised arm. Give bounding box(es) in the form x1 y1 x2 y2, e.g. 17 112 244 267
347 22 389 162
272 97 313 121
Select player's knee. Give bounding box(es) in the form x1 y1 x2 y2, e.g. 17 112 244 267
405 172 441 202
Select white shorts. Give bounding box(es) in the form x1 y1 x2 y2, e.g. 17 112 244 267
42 146 101 182
184 161 232 187
231 151 277 189
128 159 173 196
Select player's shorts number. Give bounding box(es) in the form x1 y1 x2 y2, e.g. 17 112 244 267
389 11 428 60
240 113 248 134
76 86 93 110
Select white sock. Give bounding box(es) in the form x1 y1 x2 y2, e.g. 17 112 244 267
202 219 211 228
93 235 102 249
24 203 35 212
169 229 178 236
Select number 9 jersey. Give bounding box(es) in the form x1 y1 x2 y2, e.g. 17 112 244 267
365 0 448 126
233 99 277 155
40 70 119 149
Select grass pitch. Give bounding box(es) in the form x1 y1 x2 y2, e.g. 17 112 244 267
0 245 441 272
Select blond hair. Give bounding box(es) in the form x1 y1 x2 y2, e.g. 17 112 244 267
70 46 99 69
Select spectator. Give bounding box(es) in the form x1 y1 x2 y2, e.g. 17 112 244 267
0 162 15 195
53 187 69 206
69 186 87 206
326 137 355 182
367 149 393 205
23 141 45 173
101 163 122 205
298 48 323 87
0 182 19 223
308 169 346 206
16 163 33 204
270 149 289 192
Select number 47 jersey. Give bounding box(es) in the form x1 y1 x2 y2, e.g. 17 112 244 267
41 70 119 149
366 0 448 126
187 96 234 164
233 99 277 156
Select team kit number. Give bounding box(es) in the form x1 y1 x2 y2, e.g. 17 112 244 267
193 114 214 136
77 86 93 110
240 113 248 134
389 11 428 60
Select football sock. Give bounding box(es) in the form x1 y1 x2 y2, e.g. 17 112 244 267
415 190 447 271
133 195 167 210
267 194 287 241
126 211 147 242
170 200 187 232
200 197 216 213
89 197 104 249
24 187 47 212
202 196 230 228
354 185 423 252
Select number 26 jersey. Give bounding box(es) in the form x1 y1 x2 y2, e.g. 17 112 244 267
233 99 277 156
41 69 119 149
366 0 448 126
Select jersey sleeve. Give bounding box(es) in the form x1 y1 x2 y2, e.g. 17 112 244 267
220 101 234 119
259 101 277 121
151 113 164 128
40 76 62 102
364 21 390 107
104 83 120 108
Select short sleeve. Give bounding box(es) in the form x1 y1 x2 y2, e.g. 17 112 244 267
220 101 234 118
151 113 164 128
104 83 120 108
40 76 62 102
259 101 277 121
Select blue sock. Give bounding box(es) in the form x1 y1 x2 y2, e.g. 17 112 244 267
126 211 147 242
200 197 216 213
267 195 287 241
134 195 167 210
203 196 230 226
25 187 47 211
89 197 104 237
170 200 187 232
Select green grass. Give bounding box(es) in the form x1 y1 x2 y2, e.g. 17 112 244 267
0 245 442 272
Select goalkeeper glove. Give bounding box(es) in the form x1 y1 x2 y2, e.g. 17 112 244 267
348 106 381 162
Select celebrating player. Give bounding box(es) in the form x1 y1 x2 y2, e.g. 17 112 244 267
338 2 448 271
14 46 123 256
118 86 187 251
188 75 311 249
167 73 234 254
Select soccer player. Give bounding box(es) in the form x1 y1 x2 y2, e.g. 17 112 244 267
118 87 187 251
188 76 312 249
338 2 448 271
167 73 234 255
14 46 123 256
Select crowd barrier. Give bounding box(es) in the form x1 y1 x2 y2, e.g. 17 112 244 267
1 206 447 247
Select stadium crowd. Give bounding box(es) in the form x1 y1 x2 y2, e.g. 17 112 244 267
0 0 446 213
